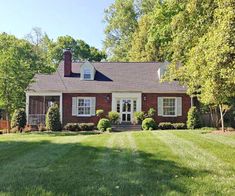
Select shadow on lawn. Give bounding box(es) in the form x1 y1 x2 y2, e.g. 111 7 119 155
23 131 102 136
0 139 211 195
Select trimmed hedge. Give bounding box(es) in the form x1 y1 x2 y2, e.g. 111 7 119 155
97 118 111 131
108 111 120 124
80 123 95 131
64 123 81 131
134 111 145 124
158 122 173 130
172 123 186 129
64 123 95 131
142 118 157 130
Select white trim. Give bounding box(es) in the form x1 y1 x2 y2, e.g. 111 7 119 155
112 92 141 123
26 90 187 94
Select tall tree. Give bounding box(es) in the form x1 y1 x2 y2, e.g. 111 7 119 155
103 0 138 61
170 0 235 131
0 33 42 130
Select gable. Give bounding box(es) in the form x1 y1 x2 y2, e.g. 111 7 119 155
80 62 96 80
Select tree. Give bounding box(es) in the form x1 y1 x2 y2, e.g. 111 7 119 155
171 0 235 131
187 107 201 129
0 33 42 131
103 0 138 61
11 109 27 132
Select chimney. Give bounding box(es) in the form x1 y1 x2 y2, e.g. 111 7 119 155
64 49 72 77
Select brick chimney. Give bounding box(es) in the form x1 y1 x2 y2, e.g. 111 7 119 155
64 50 72 77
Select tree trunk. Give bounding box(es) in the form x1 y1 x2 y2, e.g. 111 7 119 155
219 104 225 132
6 111 10 133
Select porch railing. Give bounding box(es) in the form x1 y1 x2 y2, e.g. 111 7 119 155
28 114 46 125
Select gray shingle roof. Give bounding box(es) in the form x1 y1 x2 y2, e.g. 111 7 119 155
27 62 187 93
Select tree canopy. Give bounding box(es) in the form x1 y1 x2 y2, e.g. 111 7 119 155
0 30 106 120
103 0 235 130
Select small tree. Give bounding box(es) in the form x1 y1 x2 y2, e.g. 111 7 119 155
187 107 201 129
11 109 27 132
46 104 61 131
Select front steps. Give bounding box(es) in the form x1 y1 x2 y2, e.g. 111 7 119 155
112 124 142 131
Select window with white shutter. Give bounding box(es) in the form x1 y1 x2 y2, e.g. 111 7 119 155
158 97 183 117
72 97 96 117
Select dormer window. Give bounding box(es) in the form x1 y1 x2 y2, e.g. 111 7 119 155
84 69 91 80
80 62 96 80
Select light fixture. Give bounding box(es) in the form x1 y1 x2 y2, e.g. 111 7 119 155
105 95 110 102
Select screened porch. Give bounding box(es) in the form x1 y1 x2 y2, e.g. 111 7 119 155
27 95 61 125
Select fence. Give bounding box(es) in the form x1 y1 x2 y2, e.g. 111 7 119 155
0 120 10 130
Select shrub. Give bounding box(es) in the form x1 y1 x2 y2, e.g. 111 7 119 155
46 104 62 131
64 123 80 131
158 122 173 130
38 124 47 132
97 118 111 131
96 109 104 118
147 108 156 118
11 109 27 132
108 111 120 124
142 118 157 130
187 106 201 129
80 123 95 131
134 111 145 124
172 123 186 129
106 127 112 132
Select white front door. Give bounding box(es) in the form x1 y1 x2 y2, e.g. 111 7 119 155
121 99 132 123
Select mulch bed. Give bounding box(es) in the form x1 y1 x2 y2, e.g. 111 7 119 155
212 130 235 135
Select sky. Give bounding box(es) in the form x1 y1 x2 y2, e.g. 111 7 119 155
0 0 114 49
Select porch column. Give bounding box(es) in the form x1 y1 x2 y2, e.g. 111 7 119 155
26 93 29 124
60 93 63 123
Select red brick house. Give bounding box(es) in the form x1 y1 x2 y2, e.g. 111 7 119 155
26 50 192 126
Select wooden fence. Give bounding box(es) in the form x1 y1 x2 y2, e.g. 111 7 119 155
0 120 10 130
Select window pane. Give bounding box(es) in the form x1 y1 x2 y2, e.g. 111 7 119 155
127 114 131 121
78 107 84 114
84 99 90 106
122 114 126 121
78 99 84 106
84 69 91 79
84 107 90 114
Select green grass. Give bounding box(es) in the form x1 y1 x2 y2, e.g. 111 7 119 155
0 130 234 195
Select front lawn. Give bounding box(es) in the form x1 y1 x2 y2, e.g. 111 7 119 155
0 130 234 195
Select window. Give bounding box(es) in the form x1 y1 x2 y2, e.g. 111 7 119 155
78 98 91 116
117 100 120 112
133 100 137 112
84 69 91 80
163 98 176 116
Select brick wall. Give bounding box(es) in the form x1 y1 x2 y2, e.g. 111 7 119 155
142 93 191 123
62 92 191 125
62 93 112 125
